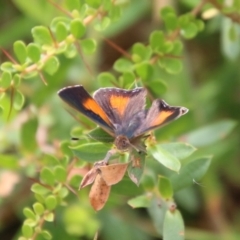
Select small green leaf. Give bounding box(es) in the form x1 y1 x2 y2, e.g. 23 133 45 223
42 154 59 166
158 58 182 74
163 210 184 240
163 13 178 31
23 208 36 220
81 38 97 54
50 17 71 31
45 195 57 210
135 62 153 80
31 183 50 195
87 127 114 143
222 17 240 60
94 17 111 31
14 90 25 110
13 41 27 64
32 26 53 45
120 71 135 87
33 202 45 215
170 40 183 55
178 14 190 28
150 31 165 52
141 172 156 190
43 56 59 75
131 53 142 63
113 58 133 73
181 22 198 39
26 43 41 63
98 72 117 87
21 117 38 152
70 19 86 38
56 22 68 42
158 176 173 199
148 144 181 172
34 193 45 204
22 224 33 238
44 212 54 222
1 71 12 88
132 43 152 61
57 187 69 199
40 230 52 240
160 6 175 19
0 62 15 72
40 167 55 186
170 157 212 191
24 219 37 227
70 142 111 162
54 166 67 182
195 19 204 31
64 44 77 58
160 143 196 160
13 74 21 87
60 141 73 157
128 194 151 208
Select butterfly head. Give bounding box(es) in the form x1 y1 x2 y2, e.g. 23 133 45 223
114 135 131 151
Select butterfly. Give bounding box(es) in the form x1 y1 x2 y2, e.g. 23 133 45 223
58 85 188 153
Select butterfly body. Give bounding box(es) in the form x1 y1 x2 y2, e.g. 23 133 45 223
58 85 188 152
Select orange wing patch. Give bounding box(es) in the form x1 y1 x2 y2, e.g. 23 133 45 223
83 98 112 126
110 95 130 116
151 110 173 127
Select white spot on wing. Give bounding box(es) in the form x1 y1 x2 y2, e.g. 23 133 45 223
57 85 82 94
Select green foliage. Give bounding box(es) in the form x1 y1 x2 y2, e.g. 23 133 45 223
113 58 133 72
27 43 41 62
149 144 181 172
81 38 97 54
43 56 60 75
21 117 38 152
158 176 173 199
70 19 86 38
128 194 151 208
13 40 27 64
163 210 184 240
40 167 55 186
170 157 211 191
0 1 240 240
71 142 112 162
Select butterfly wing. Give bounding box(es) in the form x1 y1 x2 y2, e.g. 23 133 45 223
58 85 114 134
93 87 147 137
134 99 188 137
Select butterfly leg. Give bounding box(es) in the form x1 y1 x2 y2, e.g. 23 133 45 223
102 149 117 163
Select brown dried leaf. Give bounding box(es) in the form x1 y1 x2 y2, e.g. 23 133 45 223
89 174 111 211
99 162 129 186
79 160 107 189
79 168 98 189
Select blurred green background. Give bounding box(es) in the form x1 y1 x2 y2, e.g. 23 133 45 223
0 0 240 240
